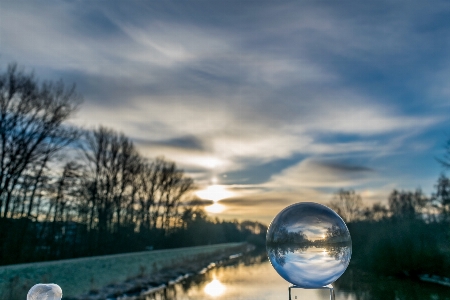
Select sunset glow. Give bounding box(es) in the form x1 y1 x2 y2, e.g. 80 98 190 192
196 185 235 202
205 202 226 214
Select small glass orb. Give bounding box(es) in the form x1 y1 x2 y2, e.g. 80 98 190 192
266 202 351 288
27 283 62 300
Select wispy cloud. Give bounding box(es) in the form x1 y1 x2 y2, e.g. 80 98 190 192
2 0 450 223
269 158 375 189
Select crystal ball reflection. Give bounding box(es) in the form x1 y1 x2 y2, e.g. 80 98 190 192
266 202 351 288
27 283 62 300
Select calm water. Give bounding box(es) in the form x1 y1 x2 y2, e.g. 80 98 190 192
267 245 351 289
136 252 450 300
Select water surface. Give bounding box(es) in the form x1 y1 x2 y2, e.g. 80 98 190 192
136 252 450 300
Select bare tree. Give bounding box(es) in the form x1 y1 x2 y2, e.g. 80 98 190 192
136 157 194 232
0 64 80 263
437 137 450 170
0 64 80 219
82 127 141 235
136 160 159 230
388 189 428 219
433 174 450 220
328 189 363 223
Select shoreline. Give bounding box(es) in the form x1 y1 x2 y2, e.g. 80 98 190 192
0 243 248 300
64 244 255 300
70 244 254 300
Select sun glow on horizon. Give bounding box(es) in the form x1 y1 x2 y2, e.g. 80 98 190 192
205 202 226 214
195 184 235 202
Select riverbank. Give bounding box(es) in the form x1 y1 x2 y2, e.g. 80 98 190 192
73 245 254 300
0 243 248 300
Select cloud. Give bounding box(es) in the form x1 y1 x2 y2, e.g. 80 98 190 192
269 158 375 189
136 135 206 151
184 199 214 206
2 0 450 223
216 187 332 224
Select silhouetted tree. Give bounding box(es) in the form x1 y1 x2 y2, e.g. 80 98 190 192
239 220 267 236
433 174 450 220
437 137 450 170
135 157 194 232
46 161 84 257
328 189 363 222
388 189 428 219
361 202 389 221
0 63 80 263
80 126 143 252
156 158 194 231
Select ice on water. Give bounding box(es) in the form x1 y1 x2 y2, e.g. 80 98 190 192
267 202 352 288
27 284 62 300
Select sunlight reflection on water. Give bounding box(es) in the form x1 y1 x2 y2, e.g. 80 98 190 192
203 279 225 297
138 255 331 300
137 252 450 300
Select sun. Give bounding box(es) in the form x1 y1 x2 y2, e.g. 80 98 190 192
205 202 225 214
195 184 234 202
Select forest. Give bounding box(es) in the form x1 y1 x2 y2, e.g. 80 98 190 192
329 182 450 277
0 64 266 266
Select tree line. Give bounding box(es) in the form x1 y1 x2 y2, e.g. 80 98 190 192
0 64 266 265
328 171 450 277
328 174 450 223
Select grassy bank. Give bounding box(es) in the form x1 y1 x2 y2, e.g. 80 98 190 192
0 243 246 300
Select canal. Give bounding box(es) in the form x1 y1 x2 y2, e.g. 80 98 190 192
135 251 450 300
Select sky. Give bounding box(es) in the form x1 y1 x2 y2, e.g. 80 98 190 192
1 0 450 224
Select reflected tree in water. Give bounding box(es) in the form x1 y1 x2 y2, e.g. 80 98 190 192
323 245 351 265
322 224 352 265
267 224 310 266
267 243 310 266
267 224 351 266
267 217 351 268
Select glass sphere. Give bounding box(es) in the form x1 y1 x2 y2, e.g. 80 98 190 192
27 283 62 300
266 202 351 288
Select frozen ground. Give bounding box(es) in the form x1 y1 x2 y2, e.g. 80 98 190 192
0 243 244 299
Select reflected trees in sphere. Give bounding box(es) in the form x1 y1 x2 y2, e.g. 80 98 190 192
266 202 352 288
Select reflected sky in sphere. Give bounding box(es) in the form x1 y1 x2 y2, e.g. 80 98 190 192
27 283 62 300
266 202 351 288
